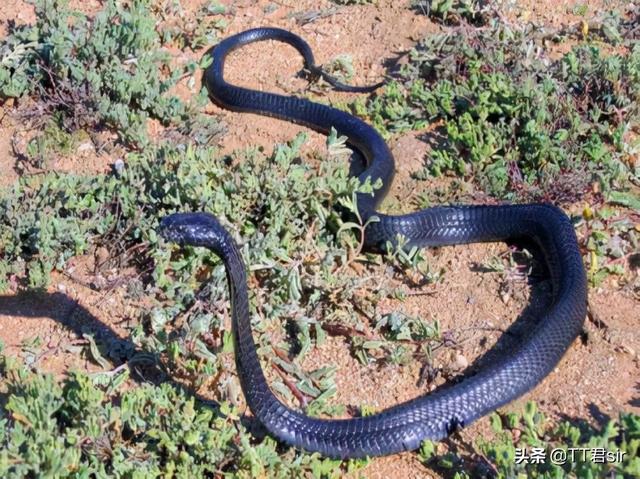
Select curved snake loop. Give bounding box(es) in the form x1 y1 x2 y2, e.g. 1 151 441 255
159 28 588 458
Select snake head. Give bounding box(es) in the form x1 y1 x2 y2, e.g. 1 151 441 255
159 212 229 250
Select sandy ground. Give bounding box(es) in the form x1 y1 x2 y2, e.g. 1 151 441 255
0 1 637 477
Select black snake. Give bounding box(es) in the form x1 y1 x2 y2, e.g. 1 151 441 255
159 28 588 458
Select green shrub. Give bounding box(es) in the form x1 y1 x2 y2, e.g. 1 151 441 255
364 22 640 201
0 350 358 477
0 0 221 148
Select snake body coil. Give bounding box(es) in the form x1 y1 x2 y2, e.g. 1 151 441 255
159 28 588 458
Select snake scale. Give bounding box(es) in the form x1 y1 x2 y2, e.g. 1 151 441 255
159 28 588 458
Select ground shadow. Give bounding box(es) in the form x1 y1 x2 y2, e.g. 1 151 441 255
629 382 640 409
0 291 134 363
0 291 137 416
556 403 626 444
0 291 239 421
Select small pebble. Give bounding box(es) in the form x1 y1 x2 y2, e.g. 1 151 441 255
113 159 125 175
77 141 94 153
500 291 510 304
453 353 468 370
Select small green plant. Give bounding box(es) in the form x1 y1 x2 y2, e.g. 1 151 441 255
158 0 228 51
411 0 488 25
580 204 639 286
15 117 92 170
324 54 356 85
